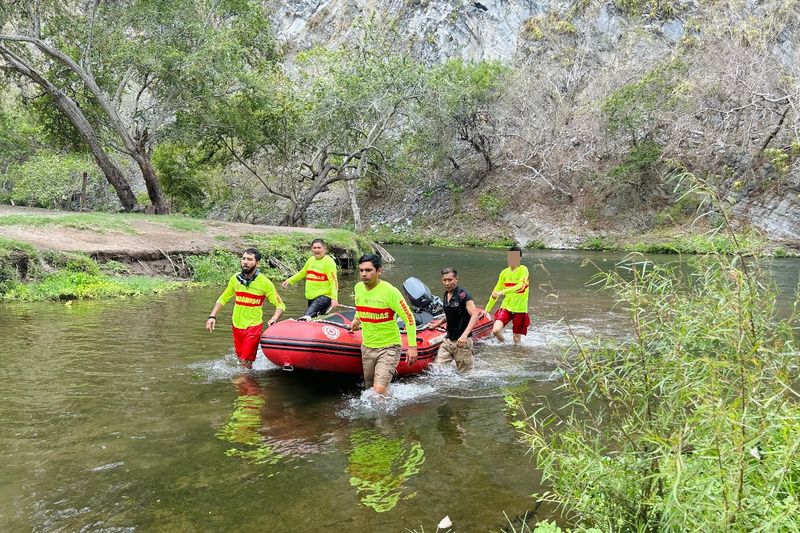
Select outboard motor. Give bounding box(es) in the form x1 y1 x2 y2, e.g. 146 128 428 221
399 277 443 328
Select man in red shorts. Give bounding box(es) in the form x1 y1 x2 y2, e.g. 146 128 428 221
206 248 286 368
485 246 530 344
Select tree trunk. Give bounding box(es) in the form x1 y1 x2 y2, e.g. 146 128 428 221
0 45 138 211
347 166 363 232
133 152 169 214
3 36 169 214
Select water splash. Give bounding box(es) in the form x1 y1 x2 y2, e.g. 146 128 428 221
188 352 279 383
337 354 562 420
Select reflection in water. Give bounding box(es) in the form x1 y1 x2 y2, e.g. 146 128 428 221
347 428 426 513
216 374 340 467
437 402 469 445
216 374 283 465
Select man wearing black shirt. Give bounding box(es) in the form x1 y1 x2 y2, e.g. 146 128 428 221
429 267 480 373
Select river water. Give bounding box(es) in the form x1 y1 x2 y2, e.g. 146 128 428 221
1 246 798 532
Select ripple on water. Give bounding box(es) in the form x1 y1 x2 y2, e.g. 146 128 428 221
88 462 125 473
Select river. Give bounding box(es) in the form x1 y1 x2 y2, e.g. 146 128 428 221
1 246 798 532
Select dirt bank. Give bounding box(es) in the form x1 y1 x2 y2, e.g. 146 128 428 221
0 206 366 277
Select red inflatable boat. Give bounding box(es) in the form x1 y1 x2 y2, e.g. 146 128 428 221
259 278 493 375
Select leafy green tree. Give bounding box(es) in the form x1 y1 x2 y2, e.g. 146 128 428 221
198 18 428 227
151 142 207 213
0 91 39 172
601 58 688 145
1 150 100 208
0 0 276 213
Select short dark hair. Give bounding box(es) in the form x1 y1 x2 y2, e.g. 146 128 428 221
441 267 457 276
311 238 326 247
509 245 522 257
358 253 382 270
243 247 261 261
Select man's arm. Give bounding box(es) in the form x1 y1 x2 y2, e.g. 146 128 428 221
207 278 234 331
485 275 505 313
282 257 310 288
264 279 287 325
457 300 480 347
394 293 418 364
428 317 446 329
206 302 223 332
328 257 339 307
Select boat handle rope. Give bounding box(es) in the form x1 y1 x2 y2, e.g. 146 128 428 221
286 306 446 333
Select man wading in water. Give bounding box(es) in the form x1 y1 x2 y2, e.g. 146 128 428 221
206 248 286 369
349 253 417 397
428 267 481 373
485 245 531 344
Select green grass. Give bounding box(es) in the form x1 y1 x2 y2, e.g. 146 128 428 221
368 228 515 248
0 238 182 301
0 218 374 300
186 249 240 284
0 213 138 234
0 211 208 233
2 271 181 302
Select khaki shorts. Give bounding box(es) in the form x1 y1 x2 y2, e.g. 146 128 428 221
434 337 474 373
361 345 402 389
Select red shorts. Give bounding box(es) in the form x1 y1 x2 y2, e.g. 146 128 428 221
494 308 531 335
232 323 263 362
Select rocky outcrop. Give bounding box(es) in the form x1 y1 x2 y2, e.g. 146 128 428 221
266 0 800 249
733 187 800 246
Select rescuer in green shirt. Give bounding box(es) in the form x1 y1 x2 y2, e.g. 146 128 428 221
485 245 531 344
349 253 417 396
281 238 339 319
206 248 286 368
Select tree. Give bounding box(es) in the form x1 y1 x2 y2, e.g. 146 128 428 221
0 0 276 213
198 19 428 227
425 59 510 177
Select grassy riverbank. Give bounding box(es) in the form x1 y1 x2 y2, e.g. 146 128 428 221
577 227 795 256
0 209 373 302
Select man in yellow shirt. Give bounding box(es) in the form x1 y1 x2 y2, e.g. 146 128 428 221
281 238 339 320
206 248 286 368
485 246 530 344
349 253 417 396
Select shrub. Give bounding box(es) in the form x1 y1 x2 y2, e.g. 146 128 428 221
42 251 100 275
1 151 101 208
607 141 663 187
186 249 240 284
478 193 508 218
507 253 800 530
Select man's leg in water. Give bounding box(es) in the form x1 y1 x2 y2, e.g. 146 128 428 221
493 320 505 342
511 312 531 345
364 346 401 397
493 309 513 342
